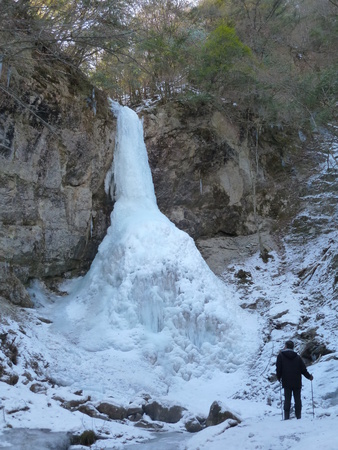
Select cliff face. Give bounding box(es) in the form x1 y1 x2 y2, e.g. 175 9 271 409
0 53 115 304
0 56 311 305
142 100 305 241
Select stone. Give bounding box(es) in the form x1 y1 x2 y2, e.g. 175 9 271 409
206 401 241 427
128 412 143 422
0 264 33 308
127 405 144 422
127 405 143 416
300 339 333 363
30 382 47 394
134 420 164 430
143 401 186 424
184 417 204 433
1 372 19 386
96 402 128 420
23 371 33 382
63 396 91 411
78 404 108 420
235 269 252 283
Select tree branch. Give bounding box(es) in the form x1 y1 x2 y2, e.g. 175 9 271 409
0 83 59 137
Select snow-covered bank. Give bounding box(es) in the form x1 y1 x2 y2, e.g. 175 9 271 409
1 243 338 450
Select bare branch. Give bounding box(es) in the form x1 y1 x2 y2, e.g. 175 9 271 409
0 83 59 137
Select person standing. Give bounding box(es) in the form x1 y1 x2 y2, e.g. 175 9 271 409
276 340 313 419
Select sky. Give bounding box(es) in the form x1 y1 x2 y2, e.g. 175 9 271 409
0 105 337 450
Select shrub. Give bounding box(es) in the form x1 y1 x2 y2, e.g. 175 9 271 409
80 430 96 446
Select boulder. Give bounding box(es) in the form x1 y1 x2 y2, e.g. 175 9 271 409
234 269 252 283
300 338 333 363
184 416 204 433
127 405 144 422
96 402 128 420
134 420 164 430
63 396 91 411
0 264 33 308
78 404 108 420
206 401 241 427
143 401 186 423
0 371 19 386
30 382 47 394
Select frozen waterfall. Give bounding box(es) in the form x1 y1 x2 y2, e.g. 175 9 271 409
51 102 256 380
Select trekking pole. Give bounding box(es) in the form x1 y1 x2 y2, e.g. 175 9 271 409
279 382 283 420
311 380 315 418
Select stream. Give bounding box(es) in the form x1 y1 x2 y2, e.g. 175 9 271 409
1 428 70 449
122 431 188 449
0 429 189 450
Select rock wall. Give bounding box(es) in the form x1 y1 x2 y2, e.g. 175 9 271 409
142 100 303 241
0 52 115 303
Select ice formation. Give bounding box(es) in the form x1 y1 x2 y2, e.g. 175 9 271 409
50 102 256 380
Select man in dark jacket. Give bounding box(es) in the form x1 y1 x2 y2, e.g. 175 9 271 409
276 340 313 420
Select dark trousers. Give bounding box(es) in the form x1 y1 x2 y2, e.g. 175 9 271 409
284 387 302 419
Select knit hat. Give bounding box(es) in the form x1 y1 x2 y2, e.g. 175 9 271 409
285 340 294 349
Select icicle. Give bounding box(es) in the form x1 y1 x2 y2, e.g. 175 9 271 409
90 217 93 238
104 167 113 198
298 130 307 142
0 55 3 79
92 88 96 116
200 178 203 195
85 88 97 116
7 66 11 88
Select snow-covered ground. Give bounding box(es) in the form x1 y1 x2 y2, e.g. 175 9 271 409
1 108 337 449
1 241 338 449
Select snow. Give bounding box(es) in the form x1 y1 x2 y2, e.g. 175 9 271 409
1 104 338 449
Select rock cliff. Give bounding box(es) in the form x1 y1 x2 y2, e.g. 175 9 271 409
143 100 305 238
0 52 115 304
141 100 311 272
0 54 313 304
